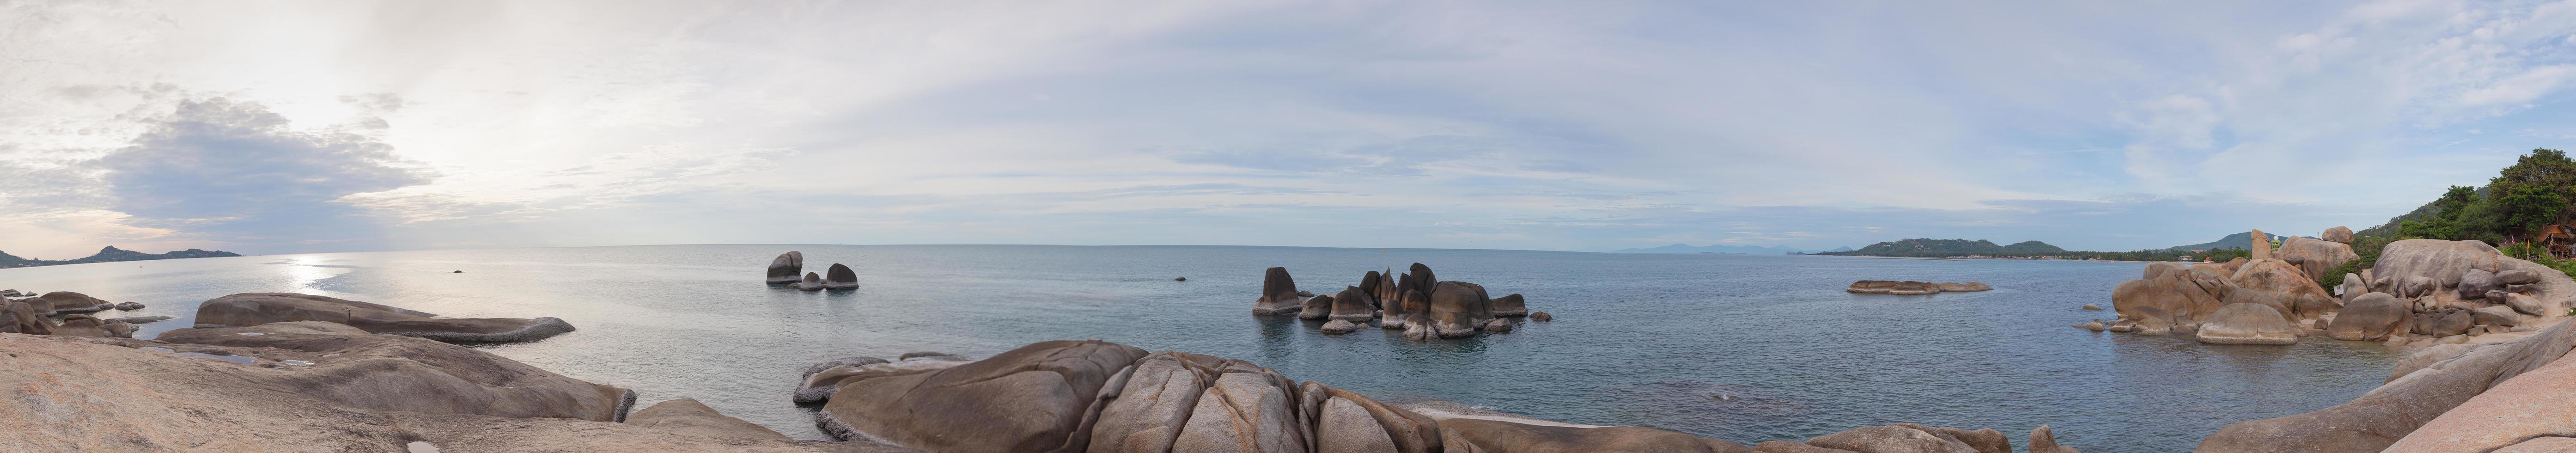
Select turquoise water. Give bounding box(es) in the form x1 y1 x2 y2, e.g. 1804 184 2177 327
0 245 2402 451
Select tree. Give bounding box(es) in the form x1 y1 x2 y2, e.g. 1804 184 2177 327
2484 148 2576 235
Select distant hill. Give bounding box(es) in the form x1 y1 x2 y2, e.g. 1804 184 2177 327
1815 239 2066 257
1825 246 1854 252
0 246 244 269
2156 231 2292 252
1610 243 1821 254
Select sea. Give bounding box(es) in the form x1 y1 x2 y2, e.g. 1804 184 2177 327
0 245 2405 451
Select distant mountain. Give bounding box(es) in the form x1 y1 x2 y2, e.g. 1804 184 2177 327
1816 239 2066 257
1825 246 1854 252
0 246 244 269
1610 243 1819 254
2157 231 2291 252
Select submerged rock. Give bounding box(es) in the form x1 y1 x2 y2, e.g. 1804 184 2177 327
1321 319 1360 334
1530 311 1553 322
1252 267 1304 315
2081 304 2102 311
823 263 859 290
764 251 804 284
193 293 575 343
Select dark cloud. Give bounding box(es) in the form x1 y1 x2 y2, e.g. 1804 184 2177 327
91 98 430 250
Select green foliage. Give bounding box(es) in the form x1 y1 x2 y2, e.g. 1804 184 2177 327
2369 149 2576 245
2499 242 2576 279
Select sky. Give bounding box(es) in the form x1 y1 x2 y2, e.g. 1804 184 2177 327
7 0 2576 257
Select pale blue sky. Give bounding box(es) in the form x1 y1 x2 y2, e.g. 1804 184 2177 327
6 0 2576 257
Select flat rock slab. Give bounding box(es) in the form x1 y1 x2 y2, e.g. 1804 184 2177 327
193 293 574 343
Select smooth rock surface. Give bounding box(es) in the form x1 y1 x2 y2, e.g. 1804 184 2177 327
193 293 574 343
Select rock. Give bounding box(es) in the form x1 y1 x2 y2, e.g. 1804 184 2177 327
2111 264 2232 326
153 321 635 421
1805 424 1979 453
2144 262 2185 280
818 339 1146 451
51 314 109 337
1438 417 1736 453
2339 273 2367 302
2498 268 2545 285
1321 319 1360 334
2196 303 2299 345
2378 239 2576 315
2250 229 2272 259
823 263 859 289
2399 275 2438 299
100 319 137 338
1930 427 2007 453
2434 310 2474 337
1482 318 1515 333
2459 269 2497 300
1252 267 1304 315
2134 312 2173 336
1490 293 1529 317
627 398 789 441
110 315 172 324
1754 441 1858 453
1330 288 1376 322
113 301 144 310
765 251 804 284
2081 304 2101 310
0 289 18 297
2029 425 2079 453
2474 305 2521 326
2229 258 2337 320
1174 276 1186 281
1314 397 1400 453
1846 280 1896 294
2327 293 2410 341
1298 290 1315 297
1301 294 1335 320
1429 281 1494 338
193 293 575 343
1087 351 1213 453
2384 337 2411 346
2506 293 2548 316
37 291 114 314
795 355 966 404
1887 282 1943 295
2273 237 2358 283
2075 320 2105 331
2196 317 2576 453
2322 226 2354 244
1171 363 1306 453
0 300 50 335
792 272 826 291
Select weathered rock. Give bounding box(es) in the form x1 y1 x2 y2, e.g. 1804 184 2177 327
1530 311 1553 322
2399 275 2438 299
2474 305 2522 326
2075 320 2105 331
823 263 859 289
1253 267 1304 315
2134 311 2174 336
2497 268 2545 285
1438 417 1736 453
52 314 109 337
113 301 145 310
1171 364 1306 453
2507 292 2548 316
2144 262 2185 280
2326 293 2409 341
152 321 634 421
1490 293 1529 317
1846 281 1897 294
2081 304 2101 310
1087 352 1213 453
1330 288 1376 322
2029 425 2079 453
2196 316 2576 453
38 291 113 314
793 272 827 291
0 300 49 335
1805 424 1979 453
794 356 971 404
2196 303 2298 345
2377 239 2576 316
2338 273 2366 302
1429 281 1494 338
1321 319 1360 334
1886 281 1943 295
1301 294 1335 320
2229 258 2336 320
2250 229 2272 259
818 339 1145 451
1482 318 1515 333
2273 237 2358 284
1372 269 1401 306
110 315 172 324
2111 264 2233 325
1315 397 1399 453
2434 310 2474 337
627 398 790 441
193 293 575 343
2459 269 2497 300
765 251 804 284
2322 226 2354 244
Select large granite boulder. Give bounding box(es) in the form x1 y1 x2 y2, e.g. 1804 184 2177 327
153 321 634 421
2458 269 2497 300
2227 258 2336 319
0 300 49 335
765 251 804 284
51 314 110 337
794 355 967 404
823 263 859 290
2144 262 2185 280
1253 267 1304 315
1428 281 1494 338
817 339 1147 452
1301 294 1335 320
1321 319 1360 334
2272 237 2357 284
193 293 575 343
2195 303 2299 345
37 291 113 314
2381 332 2576 451
2195 317 2576 452
2326 293 2410 341
1371 269 1401 306
2337 273 2366 301
626 398 789 441
1437 418 1743 453
2111 264 2233 325
2506 292 2550 316
2322 226 2354 244
2249 229 2273 259
2029 425 2079 453
1171 361 1308 453
2432 310 2474 337
2375 239 2576 313
1330 287 1376 322
1087 351 1219 453
1397 290 1436 339
2473 305 2522 326
1490 293 1529 317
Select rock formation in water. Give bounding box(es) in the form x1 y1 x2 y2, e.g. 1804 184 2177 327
1252 267 1304 315
1846 280 1993 294
823 263 859 290
193 293 575 343
1253 263 1534 339
793 272 826 291
1299 294 1334 320
797 339 2081 453
1328 287 1374 322
1490 293 1529 317
1429 281 1494 338
764 251 804 284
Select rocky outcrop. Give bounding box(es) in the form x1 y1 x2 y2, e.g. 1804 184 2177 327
765 251 804 284
1261 263 1534 339
153 321 634 421
2374 239 2576 312
824 263 859 290
2194 303 2299 345
817 339 1147 451
2272 237 2357 284
2196 318 2576 452
37 291 114 314
2228 258 2336 319
2326 293 2409 341
1847 280 1992 295
193 293 574 343
1429 281 1494 338
2322 226 2354 244
0 300 49 334
1253 267 1304 315
1805 423 1988 453
1847 280 1898 294
626 398 791 441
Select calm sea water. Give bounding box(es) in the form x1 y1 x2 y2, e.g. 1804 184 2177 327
0 245 2403 451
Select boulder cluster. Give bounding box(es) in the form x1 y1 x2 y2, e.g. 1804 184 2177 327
798 339 2084 453
765 251 858 291
1253 263 1544 339
2196 318 2576 452
2095 228 2360 345
1845 280 1993 295
2320 239 2574 346
1 291 152 338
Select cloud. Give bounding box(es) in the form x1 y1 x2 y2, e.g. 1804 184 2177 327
90 98 430 250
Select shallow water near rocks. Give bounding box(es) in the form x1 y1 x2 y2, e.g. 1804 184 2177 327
0 245 2403 451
